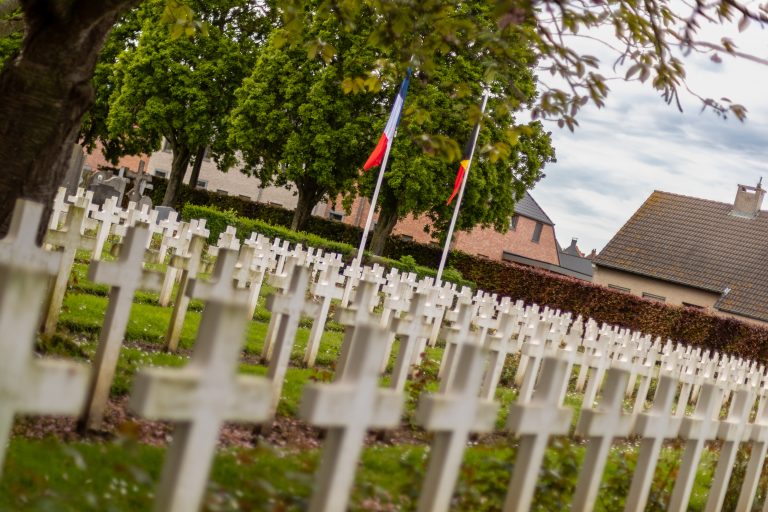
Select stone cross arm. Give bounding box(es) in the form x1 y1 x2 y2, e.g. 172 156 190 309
18 359 90 415
0 200 61 274
507 401 572 436
300 386 403 429
417 395 498 433
130 368 273 423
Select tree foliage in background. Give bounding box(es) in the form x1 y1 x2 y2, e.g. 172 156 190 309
0 0 766 231
228 6 383 230
352 1 555 255
89 0 271 207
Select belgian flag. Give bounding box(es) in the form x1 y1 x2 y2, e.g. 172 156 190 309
446 117 482 205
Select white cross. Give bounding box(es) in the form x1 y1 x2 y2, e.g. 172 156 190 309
504 356 573 511
571 368 635 512
49 187 69 230
78 223 164 431
262 256 300 362
479 306 523 400
165 229 208 351
129 248 273 512
518 319 557 403
264 264 318 410
703 387 755 512
300 322 403 512
304 261 344 367
437 302 476 389
415 343 499 512
733 390 768 511
667 382 724 512
157 221 190 307
90 196 122 260
389 291 432 392
335 276 382 377
208 225 240 256
0 200 89 474
624 374 681 511
43 199 97 335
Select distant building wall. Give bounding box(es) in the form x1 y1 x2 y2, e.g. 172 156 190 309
392 213 560 264
592 265 766 326
146 149 298 206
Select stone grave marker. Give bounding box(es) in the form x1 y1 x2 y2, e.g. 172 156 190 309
300 323 403 512
78 223 164 431
265 264 318 410
165 227 208 351
389 291 432 392
129 248 273 512
667 383 724 512
571 368 635 512
0 200 89 474
304 259 344 367
43 195 97 335
416 342 499 512
504 356 573 512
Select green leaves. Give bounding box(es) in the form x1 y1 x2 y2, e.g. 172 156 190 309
160 0 208 39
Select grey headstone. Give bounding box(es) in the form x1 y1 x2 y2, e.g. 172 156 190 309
155 206 175 223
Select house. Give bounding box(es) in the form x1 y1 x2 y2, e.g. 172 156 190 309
329 190 593 280
593 182 768 325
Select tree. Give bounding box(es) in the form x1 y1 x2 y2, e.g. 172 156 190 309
228 11 383 230
92 0 268 207
0 0 766 231
355 3 555 255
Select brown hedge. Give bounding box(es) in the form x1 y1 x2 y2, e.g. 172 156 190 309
159 180 768 362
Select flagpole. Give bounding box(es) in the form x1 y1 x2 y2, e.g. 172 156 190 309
436 90 490 283
355 137 394 264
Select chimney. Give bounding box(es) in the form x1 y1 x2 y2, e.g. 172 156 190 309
730 179 765 219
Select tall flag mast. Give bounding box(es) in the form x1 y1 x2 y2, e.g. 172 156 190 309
436 90 490 283
354 68 412 265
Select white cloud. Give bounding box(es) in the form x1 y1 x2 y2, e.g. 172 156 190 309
528 15 768 254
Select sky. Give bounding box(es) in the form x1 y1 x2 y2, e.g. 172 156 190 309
529 14 768 254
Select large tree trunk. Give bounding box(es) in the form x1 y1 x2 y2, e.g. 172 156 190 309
291 179 323 231
188 146 206 189
162 145 192 207
0 0 136 237
369 202 399 256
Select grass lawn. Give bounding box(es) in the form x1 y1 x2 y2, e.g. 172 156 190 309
3 255 765 511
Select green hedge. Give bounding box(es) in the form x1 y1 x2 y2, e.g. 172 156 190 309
181 204 357 258
180 203 475 288
163 179 768 361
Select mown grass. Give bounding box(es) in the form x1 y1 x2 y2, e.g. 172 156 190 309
0 436 735 511
12 252 768 511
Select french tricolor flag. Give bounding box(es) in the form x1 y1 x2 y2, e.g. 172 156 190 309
363 69 412 170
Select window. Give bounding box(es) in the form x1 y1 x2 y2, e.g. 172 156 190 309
216 189 228 195
683 302 704 309
154 169 168 178
400 235 413 242
195 179 208 189
162 138 172 152
531 222 543 243
642 292 666 302
329 211 344 222
510 215 519 230
608 284 630 293
239 194 251 201
203 147 211 161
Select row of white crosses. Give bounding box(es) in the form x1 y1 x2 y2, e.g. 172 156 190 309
12 194 768 511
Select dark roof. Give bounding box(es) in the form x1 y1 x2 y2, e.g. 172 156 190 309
515 191 553 226
502 250 592 281
594 190 768 321
558 252 594 279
